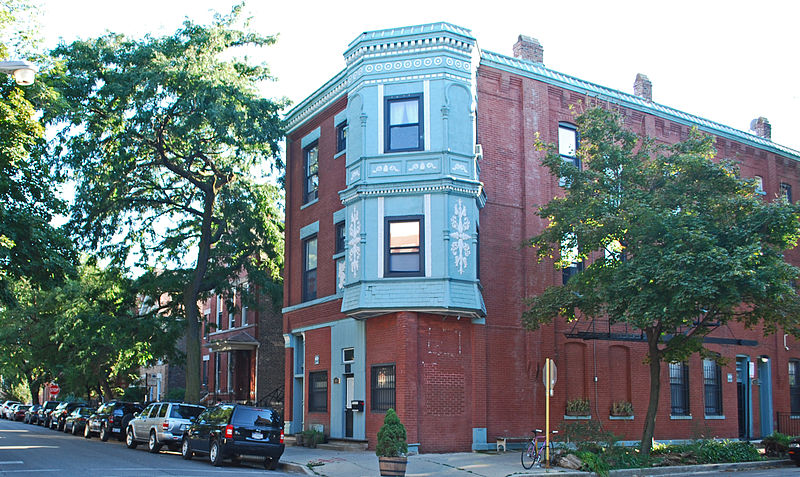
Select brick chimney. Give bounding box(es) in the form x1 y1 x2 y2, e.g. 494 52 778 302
633 73 652 102
513 35 543 64
750 117 771 140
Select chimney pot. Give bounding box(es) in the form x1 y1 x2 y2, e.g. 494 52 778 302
750 117 771 140
513 35 543 64
633 73 652 102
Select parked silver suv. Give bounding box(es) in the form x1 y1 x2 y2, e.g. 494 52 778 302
126 401 205 453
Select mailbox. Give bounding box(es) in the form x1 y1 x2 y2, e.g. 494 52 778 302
351 400 364 412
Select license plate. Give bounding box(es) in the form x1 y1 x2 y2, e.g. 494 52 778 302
112 427 120 433
251 431 263 440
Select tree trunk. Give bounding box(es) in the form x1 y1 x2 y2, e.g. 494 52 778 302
640 328 662 456
183 189 218 404
100 379 114 401
28 377 40 405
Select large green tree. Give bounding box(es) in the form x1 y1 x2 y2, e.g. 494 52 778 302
1 0 74 302
524 107 800 455
46 6 285 402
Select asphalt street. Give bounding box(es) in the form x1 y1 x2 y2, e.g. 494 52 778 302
0 417 295 476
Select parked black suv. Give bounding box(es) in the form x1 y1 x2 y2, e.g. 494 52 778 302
84 401 143 441
50 401 87 431
37 401 60 427
180 404 284 469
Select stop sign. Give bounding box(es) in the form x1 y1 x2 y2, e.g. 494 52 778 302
49 384 60 395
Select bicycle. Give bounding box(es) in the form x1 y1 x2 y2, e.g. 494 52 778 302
521 428 557 469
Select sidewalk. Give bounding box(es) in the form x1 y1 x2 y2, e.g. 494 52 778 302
279 444 794 477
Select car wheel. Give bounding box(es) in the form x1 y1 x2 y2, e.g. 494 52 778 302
181 438 193 460
265 457 280 470
119 415 133 441
209 439 223 467
71 424 78 436
148 431 162 453
126 427 138 449
100 424 110 442
84 423 91 439
58 420 64 432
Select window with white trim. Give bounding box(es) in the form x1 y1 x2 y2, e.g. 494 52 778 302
385 216 423 277
304 142 319 204
385 94 423 152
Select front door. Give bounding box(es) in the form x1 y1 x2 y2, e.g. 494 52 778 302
345 375 354 438
736 357 750 439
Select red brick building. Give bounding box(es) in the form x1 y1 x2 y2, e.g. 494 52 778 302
283 23 800 452
200 277 284 407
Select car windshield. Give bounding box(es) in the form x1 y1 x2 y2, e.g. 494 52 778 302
170 405 204 419
233 408 280 427
80 408 94 416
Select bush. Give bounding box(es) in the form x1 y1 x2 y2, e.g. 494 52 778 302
654 439 762 464
166 387 185 401
762 432 791 457
558 420 619 452
376 408 407 457
118 386 145 402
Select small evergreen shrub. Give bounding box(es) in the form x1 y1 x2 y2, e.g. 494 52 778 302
376 408 408 457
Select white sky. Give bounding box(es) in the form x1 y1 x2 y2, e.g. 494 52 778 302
39 0 800 151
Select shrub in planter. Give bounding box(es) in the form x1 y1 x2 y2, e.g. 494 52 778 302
565 397 591 416
762 432 790 457
376 408 408 477
610 401 633 417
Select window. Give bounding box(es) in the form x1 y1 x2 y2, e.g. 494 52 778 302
335 221 346 255
371 365 396 412
385 94 423 152
336 121 347 154
241 283 249 326
703 359 723 416
309 371 328 412
790 360 800 415
216 295 223 330
202 360 208 386
754 176 765 194
781 182 792 202
385 216 423 277
558 122 579 187
304 142 319 203
561 233 583 285
229 290 236 329
342 348 355 363
303 236 317 301
158 403 168 418
669 362 690 416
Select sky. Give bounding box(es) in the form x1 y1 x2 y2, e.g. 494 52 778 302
37 0 800 151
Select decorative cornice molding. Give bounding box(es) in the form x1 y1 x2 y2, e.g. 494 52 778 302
340 180 483 205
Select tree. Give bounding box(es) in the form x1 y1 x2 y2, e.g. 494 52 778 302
1 0 75 303
46 6 285 402
523 107 800 455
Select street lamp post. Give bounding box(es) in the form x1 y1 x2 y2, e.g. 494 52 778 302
0 60 38 86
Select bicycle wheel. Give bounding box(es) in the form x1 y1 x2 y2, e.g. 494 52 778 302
521 441 536 469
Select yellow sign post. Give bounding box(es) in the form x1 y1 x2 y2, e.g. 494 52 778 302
543 358 557 469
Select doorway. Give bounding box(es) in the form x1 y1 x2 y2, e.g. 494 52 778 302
736 357 751 439
344 375 354 438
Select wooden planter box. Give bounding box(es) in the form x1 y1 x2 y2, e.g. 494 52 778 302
378 456 408 476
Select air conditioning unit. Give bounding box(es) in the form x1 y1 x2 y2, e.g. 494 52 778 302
474 143 483 160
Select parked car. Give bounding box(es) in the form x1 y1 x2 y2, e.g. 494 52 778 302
180 404 284 469
50 402 87 431
0 400 20 419
4 403 22 420
24 404 41 424
790 437 800 466
126 401 205 453
64 407 95 435
13 404 31 421
84 401 143 441
37 401 60 427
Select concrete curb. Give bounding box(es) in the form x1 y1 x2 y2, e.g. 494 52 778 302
279 461 315 475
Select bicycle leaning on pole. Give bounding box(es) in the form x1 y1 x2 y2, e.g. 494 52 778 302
521 428 557 469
